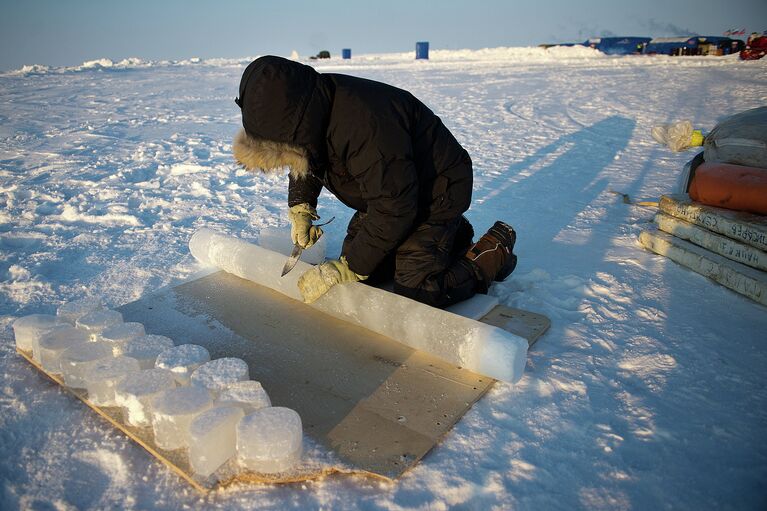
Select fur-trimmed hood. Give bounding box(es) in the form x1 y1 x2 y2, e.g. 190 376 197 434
234 56 332 179
233 128 309 179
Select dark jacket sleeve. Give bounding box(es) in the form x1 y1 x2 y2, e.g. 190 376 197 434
288 172 323 209
341 123 419 276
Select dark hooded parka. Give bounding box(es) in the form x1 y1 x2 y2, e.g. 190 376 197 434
234 55 481 307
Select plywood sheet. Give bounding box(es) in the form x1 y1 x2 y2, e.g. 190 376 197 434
19 270 550 491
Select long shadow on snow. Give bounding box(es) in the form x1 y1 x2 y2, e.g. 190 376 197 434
474 115 636 274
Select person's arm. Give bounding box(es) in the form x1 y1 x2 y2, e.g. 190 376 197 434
297 150 420 300
287 171 325 248
288 171 323 209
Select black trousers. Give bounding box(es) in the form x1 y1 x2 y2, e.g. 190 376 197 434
343 213 480 308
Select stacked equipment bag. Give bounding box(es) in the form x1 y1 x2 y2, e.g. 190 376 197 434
679 107 767 215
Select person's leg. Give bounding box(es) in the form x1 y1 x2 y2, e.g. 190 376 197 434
342 211 395 285
465 221 518 292
393 217 480 308
393 217 518 308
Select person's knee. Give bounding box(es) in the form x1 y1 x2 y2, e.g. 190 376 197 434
393 281 447 308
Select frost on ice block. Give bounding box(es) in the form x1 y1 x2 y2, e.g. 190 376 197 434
57 297 104 324
117 334 175 369
189 229 528 383
188 405 245 477
99 322 146 347
190 358 249 395
84 355 141 406
59 341 115 388
155 344 210 385
216 380 271 412
13 314 69 354
237 407 303 474
36 326 91 373
76 309 123 337
114 368 177 427
151 386 213 450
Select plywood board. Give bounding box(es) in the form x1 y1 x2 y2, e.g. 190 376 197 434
639 226 767 307
19 270 550 492
16 349 356 493
480 307 551 346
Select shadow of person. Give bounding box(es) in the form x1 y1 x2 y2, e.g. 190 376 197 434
472 115 637 269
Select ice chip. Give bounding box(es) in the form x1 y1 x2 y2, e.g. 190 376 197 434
99 322 145 347
76 309 123 336
188 405 245 477
190 358 249 395
57 297 104 324
84 355 141 406
114 368 176 427
13 314 69 354
37 326 91 374
237 407 303 474
151 386 213 450
154 344 211 385
217 380 271 412
117 334 175 369
59 341 115 388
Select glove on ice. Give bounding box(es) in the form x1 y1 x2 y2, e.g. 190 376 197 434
288 203 323 249
297 257 367 303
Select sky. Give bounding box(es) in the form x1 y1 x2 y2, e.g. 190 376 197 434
1 0 765 71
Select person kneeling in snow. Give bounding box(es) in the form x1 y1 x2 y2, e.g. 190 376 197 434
233 55 517 307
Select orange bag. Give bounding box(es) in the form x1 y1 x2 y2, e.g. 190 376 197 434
689 162 767 215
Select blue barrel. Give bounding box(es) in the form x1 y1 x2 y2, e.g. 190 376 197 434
415 41 429 60
342 48 352 59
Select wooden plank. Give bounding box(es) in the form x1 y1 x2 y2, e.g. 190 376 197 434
18 270 550 492
654 213 767 271
480 307 551 347
659 194 767 252
16 349 360 493
639 226 767 307
117 271 498 481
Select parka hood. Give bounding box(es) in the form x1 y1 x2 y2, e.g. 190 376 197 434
232 128 309 179
233 56 332 178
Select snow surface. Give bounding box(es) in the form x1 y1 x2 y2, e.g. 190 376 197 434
1 46 766 509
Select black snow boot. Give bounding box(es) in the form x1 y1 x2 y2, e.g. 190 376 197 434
464 221 517 291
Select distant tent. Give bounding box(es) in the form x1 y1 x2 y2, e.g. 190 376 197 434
644 36 744 56
538 43 577 48
585 37 652 55
643 37 700 56
695 36 744 55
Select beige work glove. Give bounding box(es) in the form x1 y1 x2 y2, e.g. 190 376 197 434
288 203 323 249
297 257 367 303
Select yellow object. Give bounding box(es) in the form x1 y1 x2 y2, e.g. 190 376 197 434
690 130 704 147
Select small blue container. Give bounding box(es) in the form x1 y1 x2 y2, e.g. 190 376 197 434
415 41 429 60
342 48 352 59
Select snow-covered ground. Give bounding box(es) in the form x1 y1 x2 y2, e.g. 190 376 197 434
1 47 766 510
